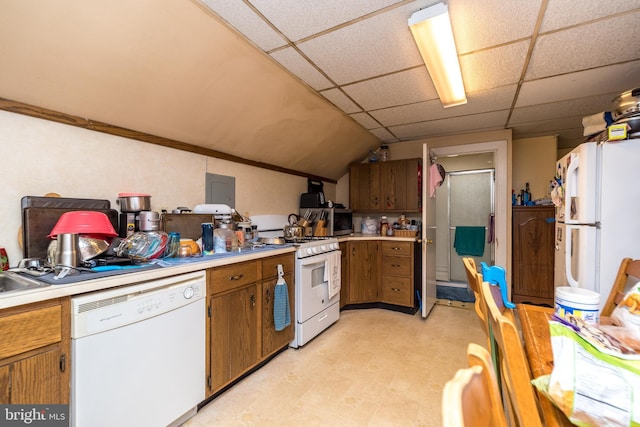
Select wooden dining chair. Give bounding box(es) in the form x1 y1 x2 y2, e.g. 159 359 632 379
601 257 640 317
442 343 508 427
462 257 488 335
482 281 544 427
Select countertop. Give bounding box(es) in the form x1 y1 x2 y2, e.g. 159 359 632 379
1 233 420 310
0 245 296 310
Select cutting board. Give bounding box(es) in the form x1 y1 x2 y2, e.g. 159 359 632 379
161 214 215 241
22 207 119 259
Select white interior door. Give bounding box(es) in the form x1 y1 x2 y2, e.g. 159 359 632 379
422 143 436 318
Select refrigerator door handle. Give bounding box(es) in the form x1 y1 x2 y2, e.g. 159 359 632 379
565 224 579 287
564 154 579 223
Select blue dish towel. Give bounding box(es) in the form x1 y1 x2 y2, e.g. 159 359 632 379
273 264 291 332
453 226 486 257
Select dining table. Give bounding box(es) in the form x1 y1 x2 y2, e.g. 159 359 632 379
517 303 574 427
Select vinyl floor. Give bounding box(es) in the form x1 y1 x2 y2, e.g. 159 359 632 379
184 304 486 427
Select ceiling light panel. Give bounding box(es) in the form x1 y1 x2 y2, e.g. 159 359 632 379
269 47 333 90
249 0 400 41
539 0 640 33
526 11 640 80
198 0 287 51
342 68 438 111
448 0 541 54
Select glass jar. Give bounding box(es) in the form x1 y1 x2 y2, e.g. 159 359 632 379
378 145 390 162
214 222 236 253
380 216 389 236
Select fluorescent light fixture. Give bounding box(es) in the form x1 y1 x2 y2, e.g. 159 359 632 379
409 3 467 108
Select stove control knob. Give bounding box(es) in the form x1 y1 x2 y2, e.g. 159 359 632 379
312 247 319 254
306 248 314 256
331 243 339 250
320 245 327 252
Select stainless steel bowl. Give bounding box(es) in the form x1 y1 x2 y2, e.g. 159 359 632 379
117 195 151 212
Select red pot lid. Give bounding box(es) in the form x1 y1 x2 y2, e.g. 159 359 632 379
118 193 151 197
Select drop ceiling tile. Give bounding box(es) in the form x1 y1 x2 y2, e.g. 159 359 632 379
460 41 529 92
526 11 640 80
321 88 361 113
371 85 517 126
249 0 402 41
509 92 619 125
449 0 541 54
540 0 640 32
389 110 509 139
511 116 583 136
198 0 287 51
369 127 397 142
517 61 640 107
350 112 382 129
296 0 434 85
270 47 333 90
342 67 437 111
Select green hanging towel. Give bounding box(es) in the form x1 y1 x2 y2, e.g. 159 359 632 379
273 264 291 331
453 226 486 257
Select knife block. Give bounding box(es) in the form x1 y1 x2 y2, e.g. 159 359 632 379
314 220 327 237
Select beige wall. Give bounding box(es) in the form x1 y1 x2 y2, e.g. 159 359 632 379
0 110 326 265
512 135 558 202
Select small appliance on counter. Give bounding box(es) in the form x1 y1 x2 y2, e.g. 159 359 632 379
300 179 326 208
116 193 151 238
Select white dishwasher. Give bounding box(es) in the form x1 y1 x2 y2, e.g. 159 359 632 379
71 271 206 427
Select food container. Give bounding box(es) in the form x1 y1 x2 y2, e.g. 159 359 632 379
116 193 151 213
555 286 600 325
361 217 378 234
137 211 160 231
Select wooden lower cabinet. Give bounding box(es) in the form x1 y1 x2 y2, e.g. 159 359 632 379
261 254 295 358
380 241 414 307
206 253 295 396
348 241 379 303
512 206 555 305
0 298 70 405
339 242 349 309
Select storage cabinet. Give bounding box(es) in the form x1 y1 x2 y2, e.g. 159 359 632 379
261 254 295 358
339 242 349 308
206 253 295 396
0 298 70 404
349 158 421 213
347 241 379 303
380 241 414 307
512 206 555 305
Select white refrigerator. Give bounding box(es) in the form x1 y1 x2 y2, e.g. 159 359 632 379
554 139 640 308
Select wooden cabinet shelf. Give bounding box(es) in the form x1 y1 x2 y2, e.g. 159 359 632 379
512 206 555 306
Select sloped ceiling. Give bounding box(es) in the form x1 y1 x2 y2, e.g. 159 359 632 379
1 1 639 182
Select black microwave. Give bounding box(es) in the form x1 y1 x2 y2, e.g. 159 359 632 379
299 208 353 236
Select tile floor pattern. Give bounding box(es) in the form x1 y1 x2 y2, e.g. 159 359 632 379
185 305 486 427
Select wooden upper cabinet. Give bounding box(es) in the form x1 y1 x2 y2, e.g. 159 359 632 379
350 158 421 213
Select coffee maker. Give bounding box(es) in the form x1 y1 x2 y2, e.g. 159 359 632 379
119 211 138 237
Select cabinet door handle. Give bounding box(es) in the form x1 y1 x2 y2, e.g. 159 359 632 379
265 288 270 304
59 353 66 372
250 293 256 308
391 287 400 292
392 247 401 251
229 274 244 281
391 264 400 268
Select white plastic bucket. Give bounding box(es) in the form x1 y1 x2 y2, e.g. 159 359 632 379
555 286 600 325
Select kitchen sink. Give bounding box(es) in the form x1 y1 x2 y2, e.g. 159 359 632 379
0 272 49 293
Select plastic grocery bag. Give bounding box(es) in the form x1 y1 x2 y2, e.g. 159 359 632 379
534 320 640 427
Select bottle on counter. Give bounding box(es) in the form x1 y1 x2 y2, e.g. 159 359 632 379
398 214 410 230
380 216 389 236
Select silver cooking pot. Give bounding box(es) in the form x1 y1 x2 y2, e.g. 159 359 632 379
137 211 160 231
284 214 304 240
612 88 640 121
117 194 151 213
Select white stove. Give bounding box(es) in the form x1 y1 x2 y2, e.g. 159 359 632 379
290 237 341 348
